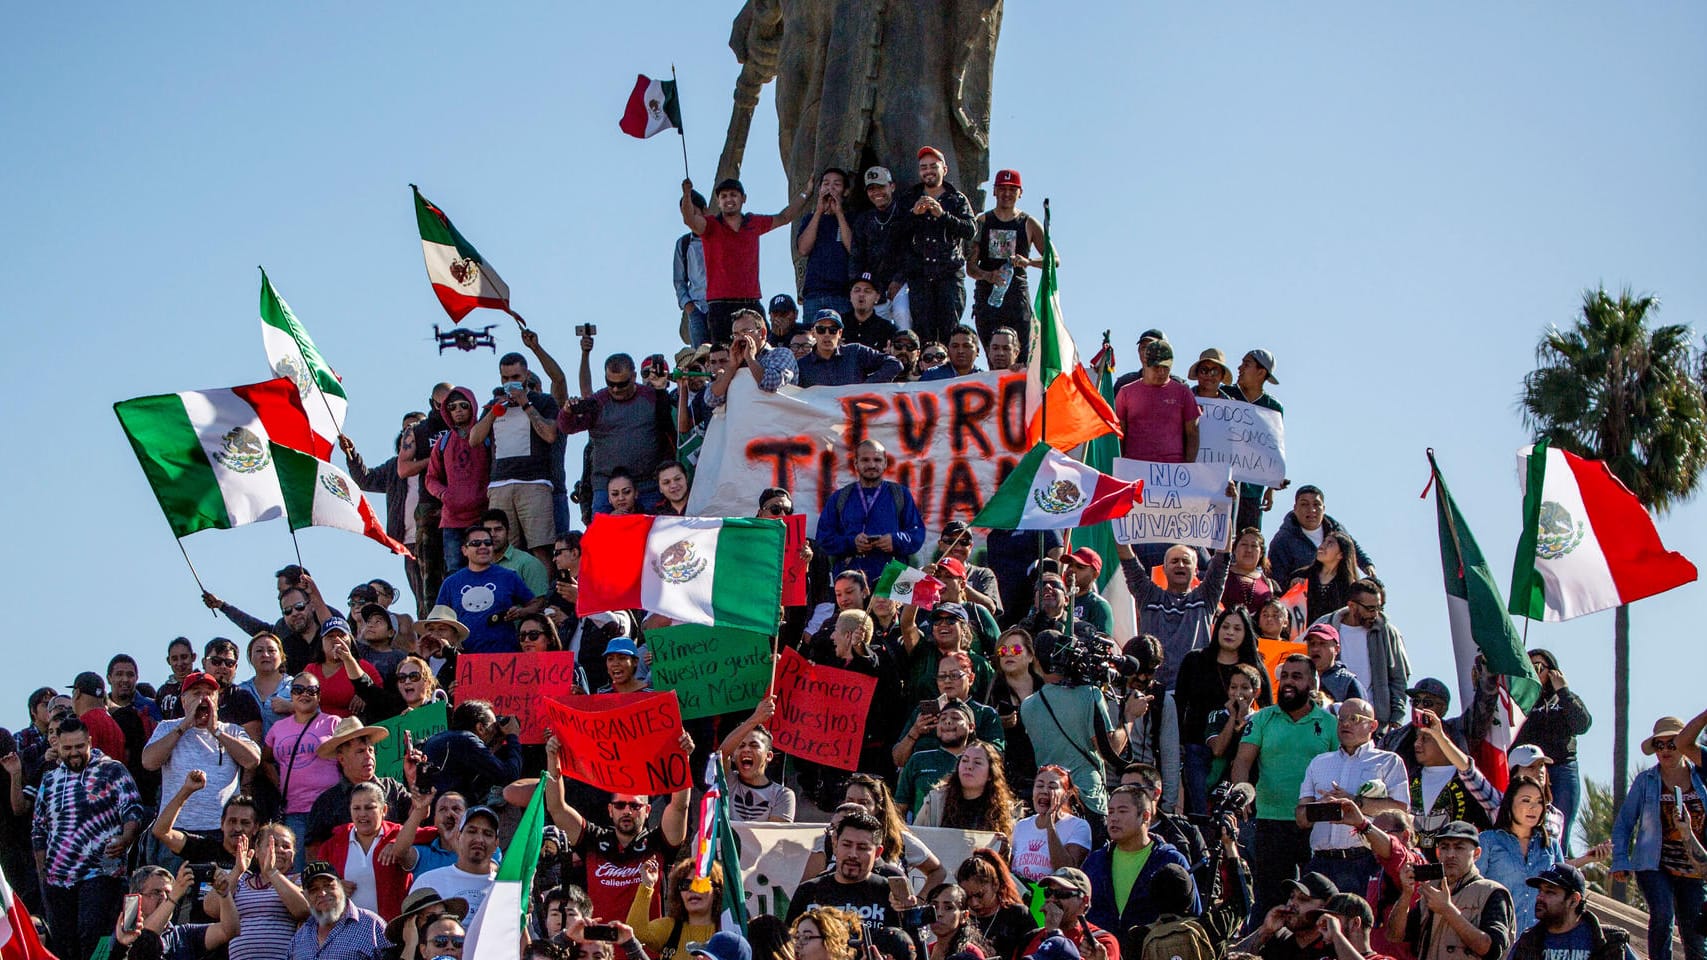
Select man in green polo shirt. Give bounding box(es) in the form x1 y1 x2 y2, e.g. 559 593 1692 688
1231 653 1337 919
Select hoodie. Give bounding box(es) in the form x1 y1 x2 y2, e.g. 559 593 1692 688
424 386 492 528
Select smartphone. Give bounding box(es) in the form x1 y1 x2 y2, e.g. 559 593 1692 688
917 699 941 718
575 324 598 337
886 875 913 902
189 862 219 885
1412 863 1446 883
899 905 937 927
121 894 141 933
582 924 621 942
1302 802 1344 823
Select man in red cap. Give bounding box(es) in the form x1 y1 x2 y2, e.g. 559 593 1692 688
895 146 976 345
969 168 1048 359
1064 548 1114 635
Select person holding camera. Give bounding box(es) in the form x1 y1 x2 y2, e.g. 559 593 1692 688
560 346 677 516
1386 821 1514 960
1295 699 1410 897
418 700 522 805
423 386 492 572
465 352 560 567
116 861 243 960
1020 628 1138 842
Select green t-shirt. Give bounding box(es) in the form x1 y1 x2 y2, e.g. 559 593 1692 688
1110 842 1156 915
897 748 960 813
1240 703 1337 820
1072 591 1115 635
1019 684 1116 815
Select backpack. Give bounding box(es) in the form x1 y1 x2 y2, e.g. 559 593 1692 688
1140 916 1216 960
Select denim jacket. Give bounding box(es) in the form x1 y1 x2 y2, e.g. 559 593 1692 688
1477 828 1562 929
1613 761 1707 872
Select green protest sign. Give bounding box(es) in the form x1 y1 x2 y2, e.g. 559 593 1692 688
646 624 773 720
372 700 448 779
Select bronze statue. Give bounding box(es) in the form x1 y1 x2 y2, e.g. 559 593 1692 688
717 0 1003 210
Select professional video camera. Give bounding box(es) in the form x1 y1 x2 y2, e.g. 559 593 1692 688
1033 622 1141 687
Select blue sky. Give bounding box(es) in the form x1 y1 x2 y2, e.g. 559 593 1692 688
4 5 1702 796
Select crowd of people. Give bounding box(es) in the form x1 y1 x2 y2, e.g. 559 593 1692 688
18 145 1687 960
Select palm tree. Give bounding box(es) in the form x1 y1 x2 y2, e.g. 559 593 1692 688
1518 287 1707 861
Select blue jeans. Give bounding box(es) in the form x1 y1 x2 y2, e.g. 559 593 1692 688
1182 743 1213 816
1553 758 1581 856
802 294 853 323
44 875 124 960
283 812 311 872
686 305 710 347
1637 870 1707 960
1304 850 1380 905
442 526 467 573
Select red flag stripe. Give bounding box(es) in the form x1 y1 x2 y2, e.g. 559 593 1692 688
230 378 331 460
575 514 655 615
1561 448 1698 605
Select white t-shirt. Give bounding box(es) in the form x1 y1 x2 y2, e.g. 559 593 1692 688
1336 624 1373 693
413 863 498 917
1302 524 1325 548
145 719 259 831
1008 815 1092 881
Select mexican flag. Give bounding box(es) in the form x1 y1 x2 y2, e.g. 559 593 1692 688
1472 679 1528 793
973 442 1143 530
259 269 342 460
1025 218 1119 451
708 756 750 934
1427 451 1540 710
872 561 944 610
464 778 546 960
1074 337 1136 639
576 515 785 635
619 74 683 139
113 379 409 556
413 185 513 322
1508 439 1697 621
0 864 54 960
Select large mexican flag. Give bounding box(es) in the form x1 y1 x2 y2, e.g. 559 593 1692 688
413 185 513 322
114 379 408 555
974 442 1143 530
259 269 343 460
576 515 786 634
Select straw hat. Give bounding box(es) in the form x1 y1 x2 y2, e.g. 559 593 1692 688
385 887 469 944
314 714 391 759
1642 716 1687 756
1187 347 1232 384
413 604 469 646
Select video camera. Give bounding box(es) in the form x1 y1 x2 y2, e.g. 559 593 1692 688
1034 621 1140 687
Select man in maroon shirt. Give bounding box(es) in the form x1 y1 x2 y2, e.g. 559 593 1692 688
69 673 130 763
680 176 810 343
1114 339 1201 463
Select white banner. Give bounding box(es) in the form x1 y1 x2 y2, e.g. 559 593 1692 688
731 821 997 920
1195 397 1286 487
1111 459 1235 548
687 373 1031 555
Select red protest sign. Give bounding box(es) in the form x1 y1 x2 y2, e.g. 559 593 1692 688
541 691 692 794
454 652 583 744
782 514 808 606
769 647 876 771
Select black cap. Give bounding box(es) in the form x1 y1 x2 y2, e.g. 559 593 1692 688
1283 871 1339 901
1526 863 1586 896
1150 863 1194 914
713 178 745 196
769 294 797 314
1435 820 1481 844
71 671 105 698
301 860 340 885
851 271 880 291
1407 677 1452 706
1138 328 1168 343
1324 892 1374 927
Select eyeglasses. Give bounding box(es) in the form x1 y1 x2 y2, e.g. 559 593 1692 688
1045 889 1082 901
762 504 790 516
606 379 636 390
395 672 425 684
431 935 466 949
445 401 473 411
936 671 968 682
1347 598 1383 612
465 540 494 548
290 685 321 696
1654 739 1679 751
206 656 237 668
792 933 824 945
812 325 838 334
995 644 1027 657
282 601 310 614
610 801 645 810
923 352 947 362
518 629 547 642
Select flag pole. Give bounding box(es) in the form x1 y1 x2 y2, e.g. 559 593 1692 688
289 527 305 571
672 64 690 181
173 537 215 613
1035 199 1052 604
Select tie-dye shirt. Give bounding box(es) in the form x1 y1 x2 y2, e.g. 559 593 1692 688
29 751 143 886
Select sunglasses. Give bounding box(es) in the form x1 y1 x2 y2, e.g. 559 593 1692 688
923 352 947 362
606 379 636 390
1654 739 1679 751
395 672 425 684
282 601 310 614
518 629 547 642
762 504 790 516
431 935 466 949
1045 888 1082 901
812 325 838 334
291 684 321 696
995 644 1027 657
610 800 645 810
464 540 494 548
206 656 238 668
892 342 917 350
553 547 574 556
445 401 473 411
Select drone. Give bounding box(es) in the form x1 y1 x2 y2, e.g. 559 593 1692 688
434 324 498 354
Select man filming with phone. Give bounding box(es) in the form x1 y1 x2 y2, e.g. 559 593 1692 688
1386 821 1514 960
560 334 676 516
1295 699 1409 896
116 861 242 959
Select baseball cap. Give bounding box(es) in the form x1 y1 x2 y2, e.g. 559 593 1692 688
1065 547 1103 577
457 806 501 832
1245 348 1280 384
812 308 843 330
1283 872 1339 901
1507 744 1553 769
1527 863 1587 896
1025 935 1080 960
994 169 1021 188
1149 863 1194 915
713 178 745 196
930 602 968 622
769 294 797 315
71 671 106 698
1303 623 1340 645
1407 678 1452 707
1142 340 1175 367
179 671 219 694
1138 328 1168 343
917 146 945 162
937 557 967 579
318 616 353 639
850 271 880 291
1324 892 1374 927
1435 820 1482 844
1038 866 1091 898
864 166 893 187
301 860 340 885
688 932 753 960
604 637 641 659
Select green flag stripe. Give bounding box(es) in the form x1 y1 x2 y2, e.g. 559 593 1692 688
498 779 546 886
1032 230 1065 382
272 443 320 530
661 79 684 131
1434 464 1543 709
711 519 786 632
1508 440 1550 620
1080 349 1122 590
259 271 347 401
113 395 228 538
413 186 484 262
973 443 1050 527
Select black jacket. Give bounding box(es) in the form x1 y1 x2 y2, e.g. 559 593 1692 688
852 202 906 290
1267 511 1376 583
894 182 977 281
1508 911 1630 960
1513 685 1592 762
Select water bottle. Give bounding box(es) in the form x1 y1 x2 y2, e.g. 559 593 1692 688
987 263 1014 308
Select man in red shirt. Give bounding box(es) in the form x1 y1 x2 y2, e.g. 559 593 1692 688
69 672 130 763
680 176 809 343
1114 339 1201 463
